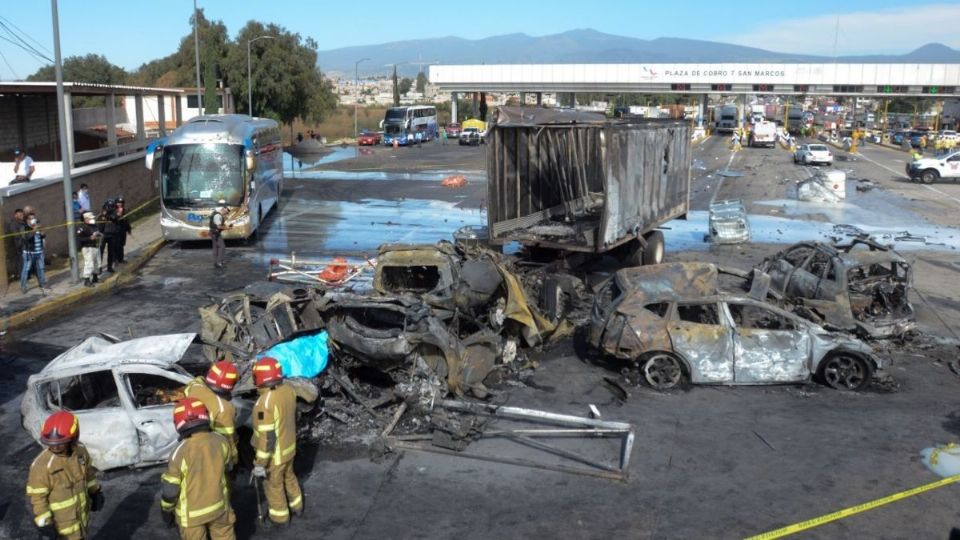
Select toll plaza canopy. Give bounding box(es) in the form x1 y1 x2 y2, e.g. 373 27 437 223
430 63 960 97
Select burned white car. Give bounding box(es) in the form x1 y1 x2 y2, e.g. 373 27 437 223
756 240 915 338
20 333 250 470
588 263 881 391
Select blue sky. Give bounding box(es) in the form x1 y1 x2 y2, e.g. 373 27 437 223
1 0 958 79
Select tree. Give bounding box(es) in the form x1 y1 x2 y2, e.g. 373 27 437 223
221 21 337 125
392 66 400 106
415 72 427 94
129 9 228 91
399 77 413 96
28 53 127 85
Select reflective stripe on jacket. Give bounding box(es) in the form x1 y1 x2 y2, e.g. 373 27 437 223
159 431 231 528
252 383 298 467
26 443 100 536
183 377 238 464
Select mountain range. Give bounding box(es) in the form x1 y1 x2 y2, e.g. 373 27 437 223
317 29 960 76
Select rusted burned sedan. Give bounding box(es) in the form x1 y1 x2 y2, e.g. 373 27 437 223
588 263 881 391
756 240 915 338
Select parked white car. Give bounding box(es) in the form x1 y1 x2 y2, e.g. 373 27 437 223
20 333 251 470
794 144 833 166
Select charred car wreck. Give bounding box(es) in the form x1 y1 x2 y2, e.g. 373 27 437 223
755 239 915 338
589 262 882 390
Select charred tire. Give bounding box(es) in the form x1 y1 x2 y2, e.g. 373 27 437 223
642 231 665 266
820 352 872 391
641 352 685 390
921 169 939 184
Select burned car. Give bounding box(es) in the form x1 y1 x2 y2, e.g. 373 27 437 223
589 263 881 391
756 240 915 338
20 333 250 470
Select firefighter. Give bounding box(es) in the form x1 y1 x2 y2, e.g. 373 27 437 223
183 361 239 467
26 411 104 540
251 357 303 528
160 398 235 540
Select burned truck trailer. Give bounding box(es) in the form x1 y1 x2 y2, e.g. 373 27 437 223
486 107 690 265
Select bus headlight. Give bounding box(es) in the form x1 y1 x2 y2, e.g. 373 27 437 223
229 215 250 227
160 216 182 228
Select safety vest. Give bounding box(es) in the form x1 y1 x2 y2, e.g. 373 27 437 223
183 377 238 464
26 443 101 537
252 383 298 467
160 431 231 528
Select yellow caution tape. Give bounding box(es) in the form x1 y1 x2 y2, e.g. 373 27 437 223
744 473 960 539
0 196 159 241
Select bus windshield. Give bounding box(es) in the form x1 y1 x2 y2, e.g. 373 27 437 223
161 143 244 208
385 108 406 121
384 122 405 135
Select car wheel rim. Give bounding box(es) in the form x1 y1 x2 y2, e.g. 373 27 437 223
824 356 865 390
643 354 682 389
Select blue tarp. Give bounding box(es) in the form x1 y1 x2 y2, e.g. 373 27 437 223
257 331 329 378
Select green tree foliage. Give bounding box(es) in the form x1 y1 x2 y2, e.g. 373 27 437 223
221 21 336 124
27 53 127 85
399 77 413 96
415 72 427 94
128 9 228 89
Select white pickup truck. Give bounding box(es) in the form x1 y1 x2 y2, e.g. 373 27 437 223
906 151 960 184
749 121 777 148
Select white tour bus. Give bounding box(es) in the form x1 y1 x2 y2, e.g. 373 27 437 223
381 106 438 145
145 114 283 241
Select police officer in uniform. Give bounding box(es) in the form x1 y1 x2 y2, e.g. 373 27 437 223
26 411 104 539
209 200 231 269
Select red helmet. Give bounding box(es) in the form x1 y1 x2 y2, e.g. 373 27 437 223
253 357 283 387
205 360 238 392
173 398 209 433
40 411 78 446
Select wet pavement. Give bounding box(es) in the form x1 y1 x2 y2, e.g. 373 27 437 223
4 140 960 539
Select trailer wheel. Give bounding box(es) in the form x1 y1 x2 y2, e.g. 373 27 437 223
642 231 665 265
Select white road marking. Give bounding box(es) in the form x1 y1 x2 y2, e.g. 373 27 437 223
852 150 960 207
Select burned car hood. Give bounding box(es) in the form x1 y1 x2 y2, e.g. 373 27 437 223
43 333 197 374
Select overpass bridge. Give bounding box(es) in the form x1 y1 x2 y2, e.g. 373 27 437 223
430 63 960 97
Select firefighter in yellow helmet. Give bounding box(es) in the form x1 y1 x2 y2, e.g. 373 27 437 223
251 357 303 528
160 398 235 540
183 360 239 468
26 411 104 540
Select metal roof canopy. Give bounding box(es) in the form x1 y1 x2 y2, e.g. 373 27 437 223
0 81 183 96
430 63 960 97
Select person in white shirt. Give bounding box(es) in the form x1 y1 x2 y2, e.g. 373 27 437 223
78 183 91 212
12 149 34 184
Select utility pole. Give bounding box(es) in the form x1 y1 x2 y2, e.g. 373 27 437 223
193 0 202 116
51 0 78 281
354 58 370 138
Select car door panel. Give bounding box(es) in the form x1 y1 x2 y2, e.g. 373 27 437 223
74 406 139 470
116 367 191 465
728 303 811 383
667 302 734 383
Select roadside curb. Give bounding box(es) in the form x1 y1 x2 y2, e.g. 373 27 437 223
2 238 166 330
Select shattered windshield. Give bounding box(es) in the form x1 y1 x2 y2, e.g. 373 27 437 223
161 143 244 209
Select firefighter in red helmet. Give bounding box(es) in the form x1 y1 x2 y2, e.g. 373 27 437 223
251 357 303 528
183 360 239 467
26 411 104 539
160 398 235 539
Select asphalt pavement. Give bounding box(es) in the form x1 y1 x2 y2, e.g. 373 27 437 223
3 139 960 539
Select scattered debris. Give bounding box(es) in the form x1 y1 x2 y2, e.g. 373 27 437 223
268 255 375 286
797 170 846 203
856 179 878 192
440 174 468 187
709 199 751 244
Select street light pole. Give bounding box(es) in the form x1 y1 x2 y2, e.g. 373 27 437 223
354 57 370 138
247 35 274 117
51 0 78 281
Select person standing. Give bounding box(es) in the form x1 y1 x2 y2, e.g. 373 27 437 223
114 197 131 264
76 212 102 287
26 411 104 540
72 192 82 222
98 200 119 273
20 212 47 294
209 201 231 269
7 208 25 279
183 361 239 468
77 184 91 213
251 357 303 529
11 148 35 184
160 398 236 540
